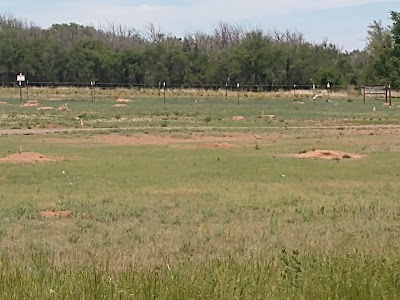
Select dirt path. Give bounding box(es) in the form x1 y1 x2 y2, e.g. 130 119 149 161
1 125 400 136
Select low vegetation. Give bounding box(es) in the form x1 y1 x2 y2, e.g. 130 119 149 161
0 94 399 297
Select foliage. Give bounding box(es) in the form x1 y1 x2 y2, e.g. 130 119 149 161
0 12 399 87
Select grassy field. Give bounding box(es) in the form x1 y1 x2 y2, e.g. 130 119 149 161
0 86 398 130
0 89 399 299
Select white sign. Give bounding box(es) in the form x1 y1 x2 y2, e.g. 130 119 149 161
17 73 25 82
327 82 331 89
90 81 95 86
237 83 240 88
313 84 316 90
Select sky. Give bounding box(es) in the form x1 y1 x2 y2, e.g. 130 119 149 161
2 0 399 51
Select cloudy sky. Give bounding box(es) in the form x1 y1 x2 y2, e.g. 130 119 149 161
2 0 398 51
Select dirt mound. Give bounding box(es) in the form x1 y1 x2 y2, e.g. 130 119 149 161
0 152 57 163
114 104 127 107
37 106 54 111
116 98 131 103
199 142 235 149
232 116 245 121
292 150 366 160
21 100 39 107
39 210 73 218
58 104 69 111
0 101 7 105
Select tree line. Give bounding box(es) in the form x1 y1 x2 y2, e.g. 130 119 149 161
0 11 399 88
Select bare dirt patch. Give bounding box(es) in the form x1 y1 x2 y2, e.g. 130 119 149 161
0 152 58 163
0 101 7 105
232 116 245 121
21 100 39 107
37 106 54 111
114 104 127 107
45 124 66 129
291 149 366 160
199 142 235 149
116 98 132 103
46 133 255 147
39 210 74 218
58 104 69 111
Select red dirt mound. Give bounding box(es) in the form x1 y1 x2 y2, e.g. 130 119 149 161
116 98 131 103
21 100 39 107
292 150 366 160
39 210 73 218
0 152 57 163
199 142 235 149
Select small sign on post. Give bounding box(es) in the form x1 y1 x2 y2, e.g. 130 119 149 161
293 84 297 101
313 84 316 106
90 81 96 102
327 82 331 100
16 73 25 103
163 81 166 104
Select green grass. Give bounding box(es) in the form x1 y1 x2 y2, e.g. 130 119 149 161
0 95 398 129
0 94 400 298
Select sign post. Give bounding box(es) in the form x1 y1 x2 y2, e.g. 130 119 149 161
225 82 228 101
293 84 297 101
163 81 166 104
90 81 96 102
17 73 25 103
313 84 316 106
327 82 331 100
26 79 29 101
237 82 240 105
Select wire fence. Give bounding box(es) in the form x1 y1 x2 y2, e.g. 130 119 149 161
0 81 355 92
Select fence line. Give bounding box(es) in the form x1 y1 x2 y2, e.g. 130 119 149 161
0 81 355 92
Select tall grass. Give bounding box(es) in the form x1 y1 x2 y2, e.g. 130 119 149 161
0 250 399 299
1 95 400 298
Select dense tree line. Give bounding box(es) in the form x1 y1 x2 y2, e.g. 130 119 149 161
0 11 399 88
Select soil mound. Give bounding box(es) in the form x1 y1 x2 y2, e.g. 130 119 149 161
58 104 69 111
21 100 39 107
293 149 366 160
0 101 7 105
200 142 235 149
0 152 57 163
114 104 127 107
116 98 131 103
39 210 73 218
37 106 54 111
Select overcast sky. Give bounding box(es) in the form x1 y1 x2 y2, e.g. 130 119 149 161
2 0 399 51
